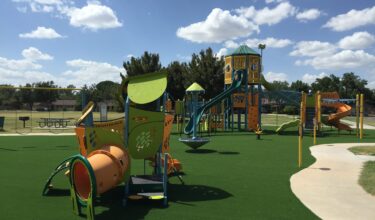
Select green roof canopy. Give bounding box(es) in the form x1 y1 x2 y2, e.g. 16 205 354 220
186 82 205 93
227 45 259 56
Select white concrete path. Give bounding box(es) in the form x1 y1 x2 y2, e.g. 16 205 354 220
341 119 375 130
291 143 375 220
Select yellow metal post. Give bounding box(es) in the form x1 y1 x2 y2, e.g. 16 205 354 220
317 91 321 131
313 124 317 145
360 94 364 139
298 92 305 167
356 94 360 137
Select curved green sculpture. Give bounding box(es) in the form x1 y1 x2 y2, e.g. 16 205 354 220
127 72 167 104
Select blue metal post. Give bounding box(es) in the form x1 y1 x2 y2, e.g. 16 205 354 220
192 93 198 139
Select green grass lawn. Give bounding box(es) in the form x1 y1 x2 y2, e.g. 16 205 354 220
0 110 124 133
0 111 298 134
358 161 375 196
0 127 374 219
349 145 375 156
348 145 375 196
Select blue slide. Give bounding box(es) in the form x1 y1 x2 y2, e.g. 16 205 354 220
184 72 243 134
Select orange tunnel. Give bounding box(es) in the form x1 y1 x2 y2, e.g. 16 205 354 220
71 145 129 200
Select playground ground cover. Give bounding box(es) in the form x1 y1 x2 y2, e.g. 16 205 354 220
0 127 374 220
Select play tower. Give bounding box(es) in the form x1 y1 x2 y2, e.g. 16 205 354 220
224 45 263 131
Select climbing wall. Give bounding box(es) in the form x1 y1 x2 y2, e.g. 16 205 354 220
247 93 259 131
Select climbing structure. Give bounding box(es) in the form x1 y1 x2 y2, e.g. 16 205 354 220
224 45 263 131
42 72 183 220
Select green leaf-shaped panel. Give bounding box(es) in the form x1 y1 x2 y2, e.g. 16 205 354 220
127 72 167 104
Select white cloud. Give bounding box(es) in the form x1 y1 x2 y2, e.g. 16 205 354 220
244 37 293 48
265 0 285 4
176 8 259 43
0 47 52 70
290 41 337 57
0 67 56 85
0 46 123 87
21 47 53 61
16 6 27 13
296 9 321 22
264 71 288 82
13 1 122 31
242 2 296 26
19 26 63 39
301 72 328 84
67 2 122 30
0 57 41 70
62 59 123 86
126 54 134 59
216 48 228 58
298 50 375 70
224 40 239 49
338 31 375 50
323 5 375 31
34 0 62 4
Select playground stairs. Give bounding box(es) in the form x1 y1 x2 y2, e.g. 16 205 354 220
305 107 315 129
129 175 164 194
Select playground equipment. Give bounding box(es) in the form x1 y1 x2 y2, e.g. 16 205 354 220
179 82 210 149
179 45 265 141
43 72 183 220
276 91 358 134
224 45 263 131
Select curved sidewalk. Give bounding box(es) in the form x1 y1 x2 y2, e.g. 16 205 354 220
291 143 375 220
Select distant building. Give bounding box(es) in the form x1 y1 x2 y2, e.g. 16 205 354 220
97 100 118 111
52 100 77 111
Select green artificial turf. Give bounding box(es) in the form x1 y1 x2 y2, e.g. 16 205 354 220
0 128 374 220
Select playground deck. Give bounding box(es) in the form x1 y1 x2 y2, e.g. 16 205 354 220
0 128 374 219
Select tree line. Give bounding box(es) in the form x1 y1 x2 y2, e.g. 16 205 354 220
1 47 374 111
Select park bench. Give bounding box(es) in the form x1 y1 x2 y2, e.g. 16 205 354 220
38 118 73 128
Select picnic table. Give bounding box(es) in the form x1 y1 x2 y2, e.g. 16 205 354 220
38 118 73 128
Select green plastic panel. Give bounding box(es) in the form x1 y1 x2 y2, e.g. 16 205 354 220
128 106 164 159
128 72 167 104
186 82 205 92
84 128 124 156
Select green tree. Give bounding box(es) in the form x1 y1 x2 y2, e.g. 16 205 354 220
290 80 310 92
311 74 340 92
340 72 369 98
34 81 59 109
185 48 224 99
166 61 188 100
268 81 289 90
20 83 35 110
123 52 162 77
0 84 18 109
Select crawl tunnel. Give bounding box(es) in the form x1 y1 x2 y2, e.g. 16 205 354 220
70 145 129 201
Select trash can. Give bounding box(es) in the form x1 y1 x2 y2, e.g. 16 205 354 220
0 116 4 130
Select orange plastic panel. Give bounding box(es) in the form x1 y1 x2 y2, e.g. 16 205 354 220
162 114 174 153
75 127 87 156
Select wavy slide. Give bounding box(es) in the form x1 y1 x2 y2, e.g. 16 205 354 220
276 119 300 134
184 73 243 134
322 102 352 131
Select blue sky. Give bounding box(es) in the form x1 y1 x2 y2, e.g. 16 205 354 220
1 0 375 88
